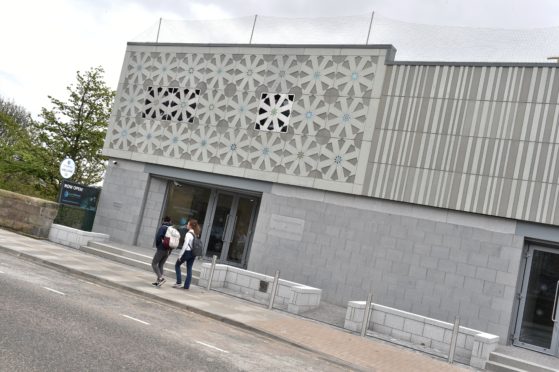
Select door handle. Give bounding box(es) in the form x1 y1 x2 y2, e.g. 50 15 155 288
230 215 238 241
552 280 559 322
221 214 230 241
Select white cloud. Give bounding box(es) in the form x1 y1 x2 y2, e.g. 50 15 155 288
1 0 559 119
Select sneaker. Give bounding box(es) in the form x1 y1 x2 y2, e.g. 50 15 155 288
156 278 166 287
151 281 159 286
172 283 182 288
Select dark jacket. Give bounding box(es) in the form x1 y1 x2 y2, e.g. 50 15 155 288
155 222 171 250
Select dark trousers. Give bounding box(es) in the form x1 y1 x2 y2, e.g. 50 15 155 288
175 251 195 289
152 248 169 279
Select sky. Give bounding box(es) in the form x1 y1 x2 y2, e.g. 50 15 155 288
1 0 559 119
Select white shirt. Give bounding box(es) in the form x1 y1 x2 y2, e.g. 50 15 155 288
178 229 194 257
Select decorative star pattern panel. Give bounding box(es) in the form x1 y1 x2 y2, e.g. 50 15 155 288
335 56 377 98
135 120 162 154
218 129 251 167
205 54 236 90
197 90 227 126
109 117 137 151
142 87 200 123
109 48 381 185
283 135 320 177
248 132 285 171
300 56 336 95
226 92 259 129
290 95 328 136
318 138 359 182
326 97 368 139
235 55 267 91
178 54 206 88
118 85 145 118
267 55 299 92
160 122 190 158
255 93 295 133
126 51 152 85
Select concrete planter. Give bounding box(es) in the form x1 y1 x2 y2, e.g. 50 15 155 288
49 224 110 249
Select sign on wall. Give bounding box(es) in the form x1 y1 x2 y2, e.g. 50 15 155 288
59 180 100 211
59 158 76 179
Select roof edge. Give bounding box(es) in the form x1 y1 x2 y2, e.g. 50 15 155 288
127 41 397 51
387 60 559 67
125 42 559 67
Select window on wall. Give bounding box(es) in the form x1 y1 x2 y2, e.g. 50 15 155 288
162 181 211 231
143 87 200 122
255 93 294 133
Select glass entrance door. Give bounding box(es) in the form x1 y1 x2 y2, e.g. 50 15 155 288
205 193 234 260
514 245 559 355
204 192 258 267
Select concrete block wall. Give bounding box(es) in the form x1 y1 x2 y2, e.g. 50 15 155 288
136 177 168 248
49 224 109 249
344 300 499 367
248 183 524 341
199 263 322 314
92 159 150 244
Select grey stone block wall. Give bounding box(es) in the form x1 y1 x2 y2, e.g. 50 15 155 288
136 177 168 248
92 159 150 244
248 184 524 342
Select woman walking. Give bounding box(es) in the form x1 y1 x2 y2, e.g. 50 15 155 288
173 218 200 290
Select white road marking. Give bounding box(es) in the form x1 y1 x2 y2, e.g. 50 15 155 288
43 287 65 295
196 341 229 353
121 314 150 325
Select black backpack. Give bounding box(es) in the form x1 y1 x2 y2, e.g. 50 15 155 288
188 231 203 256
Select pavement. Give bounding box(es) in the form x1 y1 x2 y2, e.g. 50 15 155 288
0 227 469 372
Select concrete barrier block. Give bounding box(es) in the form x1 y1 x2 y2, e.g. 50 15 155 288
469 333 499 369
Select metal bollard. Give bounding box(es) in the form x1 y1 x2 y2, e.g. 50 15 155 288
268 270 280 310
206 255 217 291
360 292 373 337
448 316 460 363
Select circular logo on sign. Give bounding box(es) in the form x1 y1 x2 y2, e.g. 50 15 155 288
59 158 75 179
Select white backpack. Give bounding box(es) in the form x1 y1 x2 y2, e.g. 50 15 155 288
164 226 181 249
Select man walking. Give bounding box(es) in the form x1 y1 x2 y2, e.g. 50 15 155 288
151 216 172 286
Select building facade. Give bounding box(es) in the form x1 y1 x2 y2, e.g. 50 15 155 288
94 42 559 356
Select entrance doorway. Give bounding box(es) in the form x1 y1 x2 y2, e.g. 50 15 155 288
514 245 559 356
162 180 259 268
204 192 257 267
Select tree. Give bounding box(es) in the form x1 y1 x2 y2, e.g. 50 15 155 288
0 109 55 198
36 66 115 188
0 96 33 143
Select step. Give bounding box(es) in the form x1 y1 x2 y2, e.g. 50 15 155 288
80 244 199 285
88 241 153 261
489 352 558 372
485 360 526 372
86 241 200 275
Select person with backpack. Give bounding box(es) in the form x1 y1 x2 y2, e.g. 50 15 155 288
173 218 201 290
151 216 173 287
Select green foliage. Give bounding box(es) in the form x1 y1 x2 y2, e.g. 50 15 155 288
0 106 56 199
37 66 116 188
0 66 115 201
0 97 33 141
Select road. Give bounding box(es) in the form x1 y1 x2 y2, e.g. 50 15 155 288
0 252 348 371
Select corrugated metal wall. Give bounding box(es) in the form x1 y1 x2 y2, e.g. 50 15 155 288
364 64 559 225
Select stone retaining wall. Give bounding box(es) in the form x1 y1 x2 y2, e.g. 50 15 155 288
0 189 58 238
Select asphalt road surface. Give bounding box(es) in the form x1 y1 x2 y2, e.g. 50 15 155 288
0 252 348 372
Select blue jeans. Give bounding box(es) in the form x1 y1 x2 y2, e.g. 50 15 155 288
175 250 195 289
